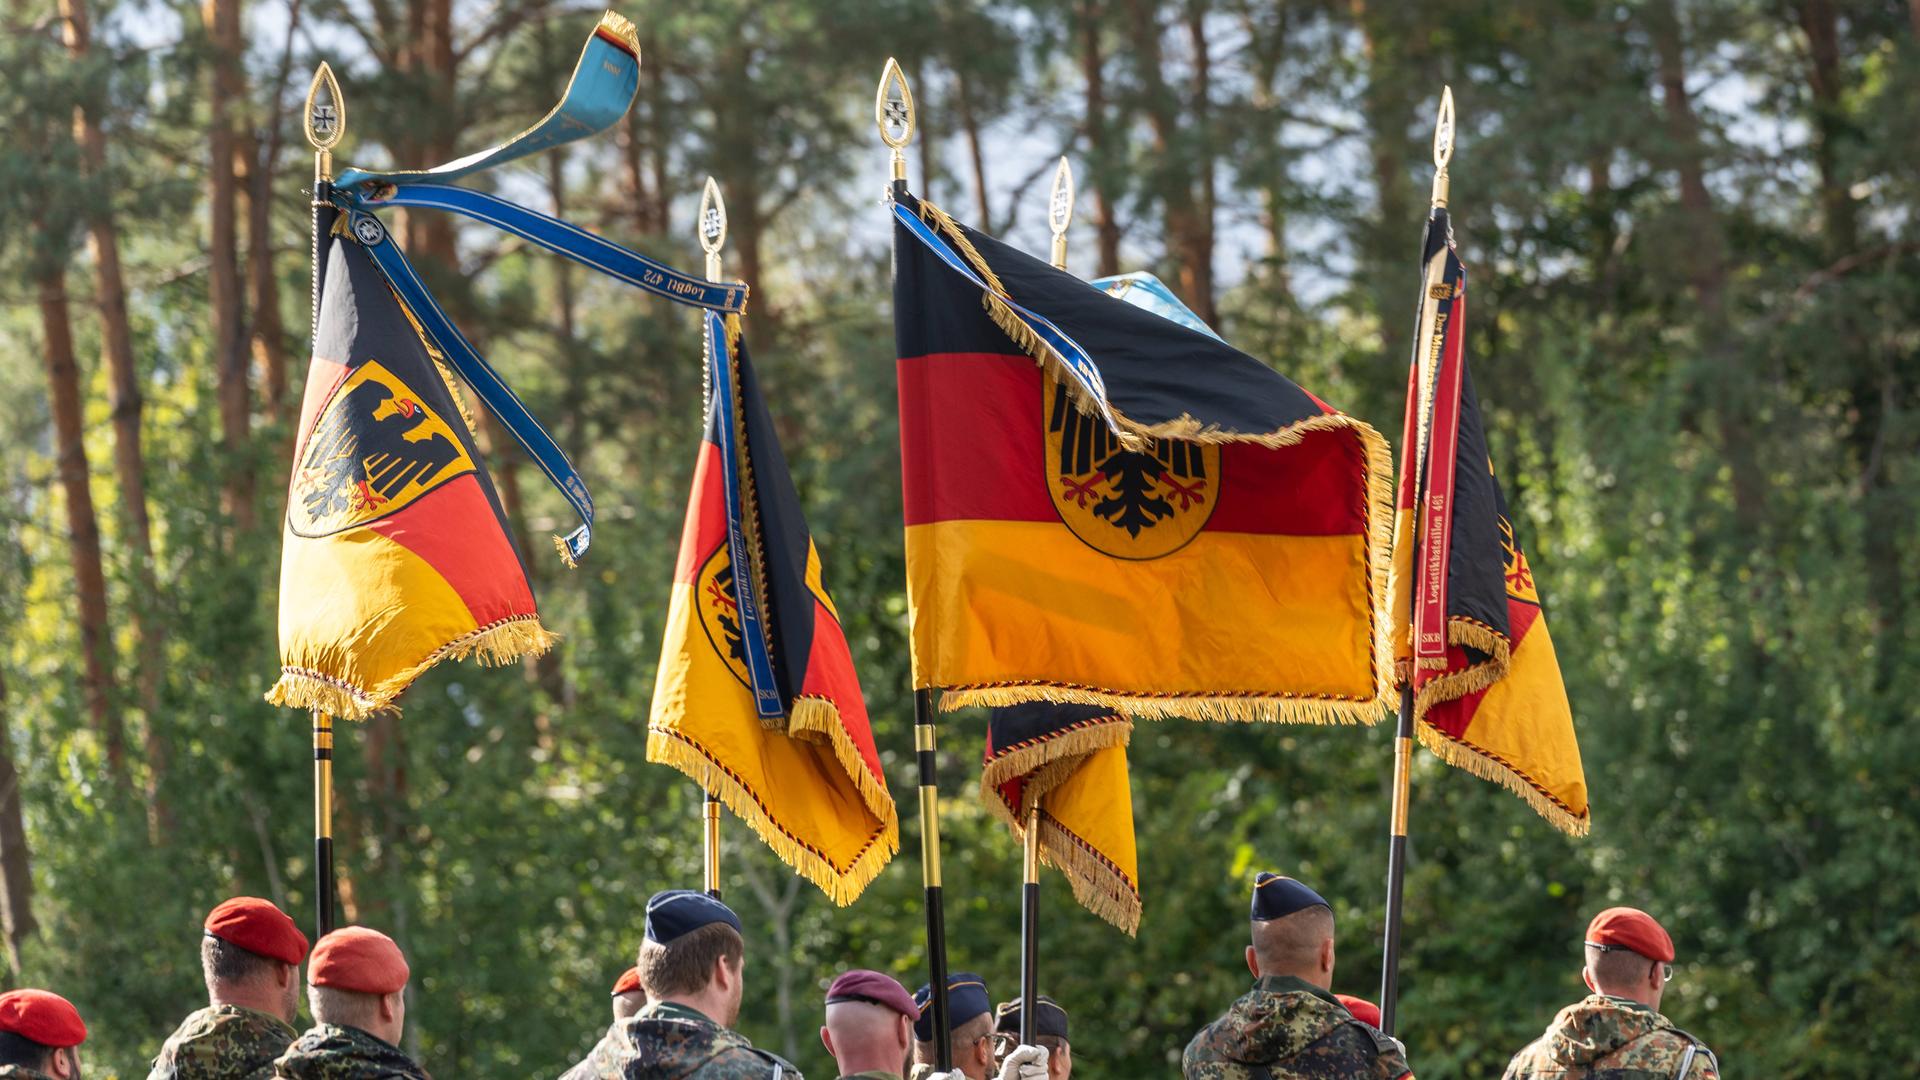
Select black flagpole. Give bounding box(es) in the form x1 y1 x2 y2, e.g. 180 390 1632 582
879 59 951 1071
1378 84 1455 1039
304 63 344 942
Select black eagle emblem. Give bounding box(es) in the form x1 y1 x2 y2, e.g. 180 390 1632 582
298 373 465 528
1049 384 1209 538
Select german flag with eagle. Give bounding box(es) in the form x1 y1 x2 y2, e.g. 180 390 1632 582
267 218 553 719
647 314 897 904
892 194 1394 723
1389 205 1588 834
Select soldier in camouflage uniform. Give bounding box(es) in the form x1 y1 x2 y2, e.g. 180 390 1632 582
272 927 428 1080
150 897 309 1080
576 890 798 1079
560 968 648 1080
0 989 88 1080
1183 873 1412 1080
1503 908 1718 1080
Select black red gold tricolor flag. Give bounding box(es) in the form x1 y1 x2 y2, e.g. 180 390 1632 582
891 194 1394 723
981 703 1139 934
648 314 897 903
1389 207 1589 834
267 222 553 719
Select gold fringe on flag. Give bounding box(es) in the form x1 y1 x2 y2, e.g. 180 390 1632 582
266 614 557 720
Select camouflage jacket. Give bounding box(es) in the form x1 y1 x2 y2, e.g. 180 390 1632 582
1183 976 1412 1080
1502 995 1717 1080
585 1000 801 1080
0 1066 57 1080
270 1023 430 1080
148 1004 299 1080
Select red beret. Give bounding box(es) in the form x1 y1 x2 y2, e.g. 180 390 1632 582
309 927 410 994
0 990 87 1048
1585 906 1675 963
205 897 310 966
611 967 642 997
1335 995 1382 1028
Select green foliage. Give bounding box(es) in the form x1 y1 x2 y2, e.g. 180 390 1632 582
1 1 1917 1077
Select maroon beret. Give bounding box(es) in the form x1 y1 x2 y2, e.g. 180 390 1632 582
826 969 917 1020
205 897 310 966
309 927 410 994
1586 907 1675 963
612 967 642 997
0 990 87 1048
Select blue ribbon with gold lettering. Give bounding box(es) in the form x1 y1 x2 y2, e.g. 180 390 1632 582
706 311 783 719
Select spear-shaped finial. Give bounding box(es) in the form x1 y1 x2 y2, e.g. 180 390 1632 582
1431 85 1454 209
305 62 345 183
1048 156 1075 270
875 58 916 192
699 176 728 282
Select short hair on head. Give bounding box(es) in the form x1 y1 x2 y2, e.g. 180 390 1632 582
1251 903 1335 974
203 933 282 985
638 922 744 999
0 1032 52 1071
309 984 384 1031
1586 944 1656 993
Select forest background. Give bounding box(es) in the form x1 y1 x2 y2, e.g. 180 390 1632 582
2 0 1917 1075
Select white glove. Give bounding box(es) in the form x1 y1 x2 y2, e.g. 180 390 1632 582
996 1044 1049 1080
922 1072 967 1080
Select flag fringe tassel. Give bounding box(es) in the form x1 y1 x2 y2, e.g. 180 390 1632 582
979 720 1141 934
941 683 1375 726
266 615 557 720
1414 722 1590 837
646 724 899 906
789 695 902 844
915 197 1396 717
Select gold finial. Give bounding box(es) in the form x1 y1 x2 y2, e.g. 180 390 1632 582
1431 85 1454 209
875 58 915 187
1048 156 1074 270
305 62 345 182
699 176 728 281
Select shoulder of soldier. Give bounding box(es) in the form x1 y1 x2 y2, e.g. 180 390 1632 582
1606 1024 1716 1080
1298 1017 1413 1079
691 1042 802 1080
1499 1033 1558 1080
0 1066 58 1080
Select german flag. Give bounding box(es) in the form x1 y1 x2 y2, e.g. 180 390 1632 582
648 314 897 903
268 220 553 719
981 703 1139 934
1389 206 1588 834
892 195 1394 723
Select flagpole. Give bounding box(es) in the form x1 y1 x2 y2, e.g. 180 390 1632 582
877 58 953 1072
1014 157 1075 1050
304 62 344 942
699 176 729 901
1378 84 1453 1038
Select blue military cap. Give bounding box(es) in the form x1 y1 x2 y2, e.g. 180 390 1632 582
912 972 991 1042
644 890 742 944
994 995 1069 1041
1251 872 1329 921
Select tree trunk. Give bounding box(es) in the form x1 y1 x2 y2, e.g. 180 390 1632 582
0 667 37 973
955 66 991 229
1352 0 1417 368
1078 0 1121 277
37 268 125 777
60 0 171 832
1183 0 1218 319
246 134 292 423
205 0 254 535
1123 0 1214 323
1241 5 1292 303
1795 1 1856 259
1646 0 1768 531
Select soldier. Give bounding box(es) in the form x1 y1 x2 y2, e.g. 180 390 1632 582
991 997 1070 1080
589 889 799 1079
909 974 993 1080
1502 907 1719 1079
560 967 651 1080
0 990 87 1080
1183 873 1412 1080
271 927 428 1079
149 897 309 1080
820 969 916 1079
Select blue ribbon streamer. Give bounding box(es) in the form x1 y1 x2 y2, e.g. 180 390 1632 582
705 311 784 718
345 183 747 313
346 209 595 563
336 15 641 190
891 202 1124 435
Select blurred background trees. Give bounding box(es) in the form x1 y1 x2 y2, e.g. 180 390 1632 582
2 0 1917 1075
